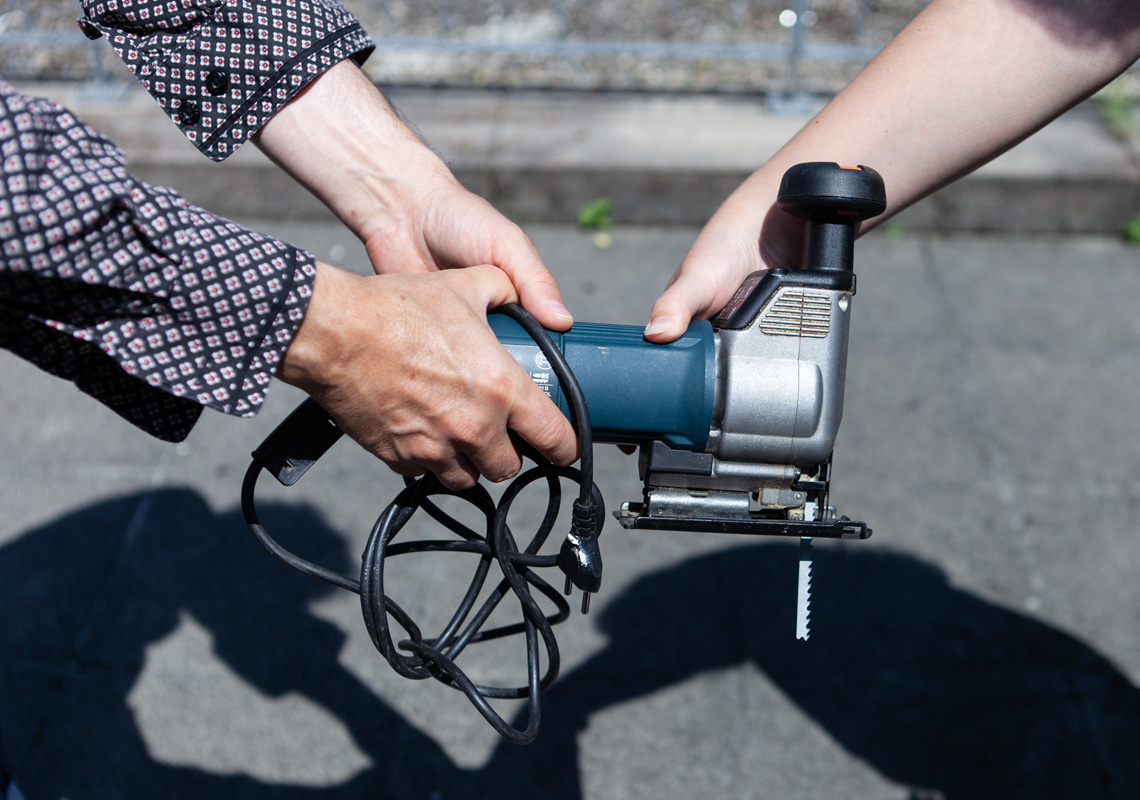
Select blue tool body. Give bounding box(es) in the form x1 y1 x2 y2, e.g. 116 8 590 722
488 316 717 451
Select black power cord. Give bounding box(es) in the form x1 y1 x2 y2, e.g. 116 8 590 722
240 304 604 744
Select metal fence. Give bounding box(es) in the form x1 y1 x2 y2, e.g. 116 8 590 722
1 0 928 94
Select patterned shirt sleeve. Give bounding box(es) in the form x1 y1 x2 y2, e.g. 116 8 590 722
0 81 317 442
75 0 375 162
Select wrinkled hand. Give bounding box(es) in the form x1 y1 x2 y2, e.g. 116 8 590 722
355 171 574 331
643 193 805 344
277 262 578 490
254 60 572 332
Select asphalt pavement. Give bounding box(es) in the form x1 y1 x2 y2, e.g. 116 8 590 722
3 82 1140 799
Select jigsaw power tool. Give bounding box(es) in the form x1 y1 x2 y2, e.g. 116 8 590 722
241 161 885 742
492 161 883 541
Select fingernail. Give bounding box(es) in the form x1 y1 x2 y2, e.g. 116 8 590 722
643 316 673 337
548 300 574 321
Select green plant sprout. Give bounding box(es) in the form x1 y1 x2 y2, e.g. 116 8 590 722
1123 212 1140 244
1098 76 1138 140
577 197 614 231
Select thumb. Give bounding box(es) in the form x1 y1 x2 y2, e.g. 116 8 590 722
643 285 696 343
644 265 728 343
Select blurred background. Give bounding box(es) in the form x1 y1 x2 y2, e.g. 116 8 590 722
2 0 922 93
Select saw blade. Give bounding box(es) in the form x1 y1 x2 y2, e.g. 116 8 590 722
796 536 813 640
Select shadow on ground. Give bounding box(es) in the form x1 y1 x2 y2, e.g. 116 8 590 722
2 488 1138 799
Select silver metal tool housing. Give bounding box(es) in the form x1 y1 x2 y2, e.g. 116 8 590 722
708 281 852 466
618 268 869 539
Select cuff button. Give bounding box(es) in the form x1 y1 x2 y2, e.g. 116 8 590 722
78 19 103 39
179 101 201 126
205 70 230 96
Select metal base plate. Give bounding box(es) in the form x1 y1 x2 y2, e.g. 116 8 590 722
614 503 871 539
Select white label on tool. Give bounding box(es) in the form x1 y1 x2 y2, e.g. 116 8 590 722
502 343 555 398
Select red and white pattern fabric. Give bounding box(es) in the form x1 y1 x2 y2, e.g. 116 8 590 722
0 1 373 439
1 81 317 440
76 0 374 161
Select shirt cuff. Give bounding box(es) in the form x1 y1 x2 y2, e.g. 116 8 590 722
2 81 320 441
78 0 375 161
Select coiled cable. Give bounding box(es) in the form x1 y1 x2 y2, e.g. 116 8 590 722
240 304 603 744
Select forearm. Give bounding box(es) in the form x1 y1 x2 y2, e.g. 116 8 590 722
252 60 574 330
729 0 1140 229
252 60 456 243
646 0 1140 338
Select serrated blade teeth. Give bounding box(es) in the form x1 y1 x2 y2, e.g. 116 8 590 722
796 536 813 641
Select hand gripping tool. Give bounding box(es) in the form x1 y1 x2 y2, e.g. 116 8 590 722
241 161 886 741
491 161 885 544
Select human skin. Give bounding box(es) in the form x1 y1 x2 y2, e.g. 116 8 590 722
251 60 580 489
277 262 578 490
252 59 573 331
644 0 1140 342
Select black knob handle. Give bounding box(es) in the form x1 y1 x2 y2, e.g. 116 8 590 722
776 162 886 272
